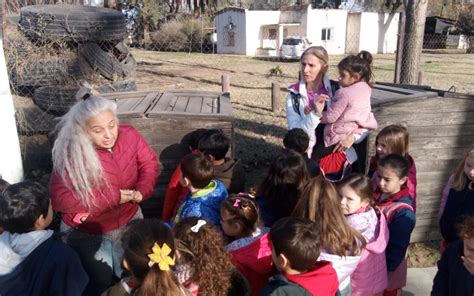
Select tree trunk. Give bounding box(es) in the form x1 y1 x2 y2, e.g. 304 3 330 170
399 0 429 84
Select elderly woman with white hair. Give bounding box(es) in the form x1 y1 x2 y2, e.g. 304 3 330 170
49 95 158 295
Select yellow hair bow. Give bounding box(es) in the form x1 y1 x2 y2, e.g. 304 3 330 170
147 242 175 271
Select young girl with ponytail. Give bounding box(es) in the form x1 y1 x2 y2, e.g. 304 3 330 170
102 219 188 296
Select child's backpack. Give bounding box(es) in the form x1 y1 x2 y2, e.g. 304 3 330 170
319 152 351 182
378 201 414 224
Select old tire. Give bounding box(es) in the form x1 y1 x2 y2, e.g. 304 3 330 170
10 57 81 87
19 4 126 43
80 42 136 80
34 81 137 115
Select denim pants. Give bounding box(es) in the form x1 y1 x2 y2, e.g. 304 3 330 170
60 209 143 296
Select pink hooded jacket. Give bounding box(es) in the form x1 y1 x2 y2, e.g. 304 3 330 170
321 81 377 147
350 210 389 296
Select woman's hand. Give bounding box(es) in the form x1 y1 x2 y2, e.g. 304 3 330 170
120 189 143 204
314 95 328 117
333 133 355 153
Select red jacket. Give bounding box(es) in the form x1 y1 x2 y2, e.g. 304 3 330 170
49 125 158 234
229 232 274 296
285 261 339 296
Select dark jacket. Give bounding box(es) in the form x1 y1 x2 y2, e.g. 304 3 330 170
259 261 339 296
0 236 88 296
375 187 416 272
431 240 474 296
214 157 246 194
439 184 474 243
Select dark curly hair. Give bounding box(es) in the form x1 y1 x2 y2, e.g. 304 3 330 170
173 217 235 295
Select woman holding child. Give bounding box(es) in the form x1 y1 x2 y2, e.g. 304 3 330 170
49 94 158 295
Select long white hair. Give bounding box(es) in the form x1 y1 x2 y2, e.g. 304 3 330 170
52 95 118 209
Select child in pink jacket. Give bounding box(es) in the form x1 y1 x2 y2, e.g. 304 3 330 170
318 51 377 150
338 174 389 296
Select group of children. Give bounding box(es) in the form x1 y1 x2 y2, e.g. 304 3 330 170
0 46 473 296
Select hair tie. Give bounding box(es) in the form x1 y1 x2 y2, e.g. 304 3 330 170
233 199 241 208
190 219 207 233
147 242 175 271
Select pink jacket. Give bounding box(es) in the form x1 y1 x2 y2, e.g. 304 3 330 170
50 125 159 234
350 210 389 296
321 81 377 147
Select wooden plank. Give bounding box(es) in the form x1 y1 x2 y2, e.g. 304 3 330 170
186 96 203 113
102 90 153 100
375 112 474 126
407 124 474 138
218 94 234 117
373 83 428 95
149 92 177 113
116 92 159 118
173 96 190 113
201 96 214 113
116 96 143 113
409 136 474 150
121 118 233 131
162 89 224 96
165 95 179 112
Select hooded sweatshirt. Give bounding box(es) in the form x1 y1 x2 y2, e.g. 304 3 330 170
228 228 273 296
0 231 88 296
318 251 361 294
213 158 246 194
259 261 339 296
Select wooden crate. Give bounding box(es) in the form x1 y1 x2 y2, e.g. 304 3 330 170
369 83 474 242
102 90 234 218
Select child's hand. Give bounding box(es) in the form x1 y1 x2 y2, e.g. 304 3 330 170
462 255 474 275
131 190 143 203
304 105 313 115
120 189 134 204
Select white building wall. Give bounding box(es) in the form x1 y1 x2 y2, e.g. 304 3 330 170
306 9 348 55
358 12 399 54
216 9 247 54
245 10 281 55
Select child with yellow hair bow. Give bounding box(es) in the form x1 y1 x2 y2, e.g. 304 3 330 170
101 219 190 296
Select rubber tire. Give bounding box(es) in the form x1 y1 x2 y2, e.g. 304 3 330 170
80 42 136 80
34 81 137 115
10 57 81 87
19 4 126 43
34 86 79 116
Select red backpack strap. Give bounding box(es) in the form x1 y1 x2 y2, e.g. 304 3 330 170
378 202 414 223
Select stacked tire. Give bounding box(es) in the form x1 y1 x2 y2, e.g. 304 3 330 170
11 4 137 116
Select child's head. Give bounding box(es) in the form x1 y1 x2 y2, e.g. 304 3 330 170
173 217 234 295
270 217 320 273
180 153 214 189
338 173 374 215
198 129 230 161
0 181 52 234
377 154 410 195
283 128 309 155
375 124 409 160
300 46 329 83
292 176 365 256
220 194 260 239
337 50 373 87
457 215 474 265
258 150 309 218
184 128 209 151
452 148 474 191
121 219 182 296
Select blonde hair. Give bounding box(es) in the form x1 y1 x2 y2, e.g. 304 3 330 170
292 176 365 256
52 96 118 209
376 124 409 157
301 46 328 64
452 148 474 191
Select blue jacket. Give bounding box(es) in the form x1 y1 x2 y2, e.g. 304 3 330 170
376 187 416 272
0 236 88 296
431 240 474 296
440 184 474 243
173 179 228 225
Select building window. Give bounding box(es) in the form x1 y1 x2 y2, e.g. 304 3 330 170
226 31 235 47
269 28 277 39
321 28 333 41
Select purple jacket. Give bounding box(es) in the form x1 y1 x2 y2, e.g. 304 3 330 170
320 81 377 147
350 210 389 296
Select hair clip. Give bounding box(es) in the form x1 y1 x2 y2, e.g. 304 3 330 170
147 242 175 271
233 199 241 208
190 219 207 233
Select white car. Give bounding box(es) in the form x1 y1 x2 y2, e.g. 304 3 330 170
280 37 311 58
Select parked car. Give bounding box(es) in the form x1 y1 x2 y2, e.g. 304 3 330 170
280 37 311 58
